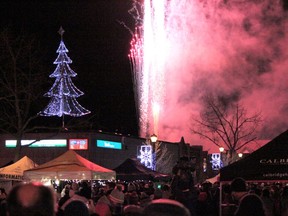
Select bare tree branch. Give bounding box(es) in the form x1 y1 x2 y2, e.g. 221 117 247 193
0 29 49 160
191 94 262 163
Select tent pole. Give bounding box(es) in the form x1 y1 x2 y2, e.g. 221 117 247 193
219 181 223 216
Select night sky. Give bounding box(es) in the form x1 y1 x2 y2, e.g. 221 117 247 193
0 0 139 136
2 1 288 153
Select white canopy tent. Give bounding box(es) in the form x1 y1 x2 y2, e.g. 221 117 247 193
0 156 38 193
206 173 220 184
0 156 38 181
23 150 116 181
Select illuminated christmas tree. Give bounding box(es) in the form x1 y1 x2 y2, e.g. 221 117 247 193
39 27 90 122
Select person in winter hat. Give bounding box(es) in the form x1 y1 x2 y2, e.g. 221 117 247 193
95 186 124 216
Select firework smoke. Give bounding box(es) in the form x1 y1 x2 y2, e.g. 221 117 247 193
130 0 288 152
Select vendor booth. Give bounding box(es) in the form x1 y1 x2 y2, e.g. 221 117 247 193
219 129 288 215
0 156 38 192
113 158 170 181
206 173 220 184
23 150 116 181
220 129 288 182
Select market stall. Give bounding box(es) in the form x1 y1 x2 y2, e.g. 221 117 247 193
0 156 38 192
23 150 116 181
113 158 170 181
220 129 288 182
219 129 288 215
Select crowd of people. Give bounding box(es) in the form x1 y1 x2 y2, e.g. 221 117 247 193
1 156 288 215
3 177 288 216
221 177 288 216
0 180 191 216
56 180 192 216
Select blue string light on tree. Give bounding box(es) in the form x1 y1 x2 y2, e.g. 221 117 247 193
39 27 90 127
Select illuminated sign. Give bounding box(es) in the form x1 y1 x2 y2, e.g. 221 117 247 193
137 145 153 170
260 159 288 165
210 153 221 170
5 139 67 148
96 140 122 150
69 139 88 150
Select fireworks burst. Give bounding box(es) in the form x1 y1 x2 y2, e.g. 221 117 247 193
129 0 288 152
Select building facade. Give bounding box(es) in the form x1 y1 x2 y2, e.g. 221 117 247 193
0 131 211 183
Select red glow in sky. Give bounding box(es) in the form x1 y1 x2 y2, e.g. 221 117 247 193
131 0 288 153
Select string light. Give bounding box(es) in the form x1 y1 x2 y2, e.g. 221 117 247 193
39 26 90 118
137 145 153 169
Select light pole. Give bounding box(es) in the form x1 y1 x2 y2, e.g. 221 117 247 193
219 147 225 168
150 134 158 171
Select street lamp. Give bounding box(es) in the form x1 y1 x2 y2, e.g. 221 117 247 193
219 147 225 153
150 134 158 143
149 134 158 171
238 152 243 158
219 147 226 168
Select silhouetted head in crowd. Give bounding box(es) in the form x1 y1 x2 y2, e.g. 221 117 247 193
282 186 288 198
234 194 266 216
230 177 246 192
262 188 270 198
0 188 7 195
6 182 55 216
105 182 116 195
143 198 191 216
63 200 89 216
230 177 247 204
124 204 143 216
77 181 91 199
